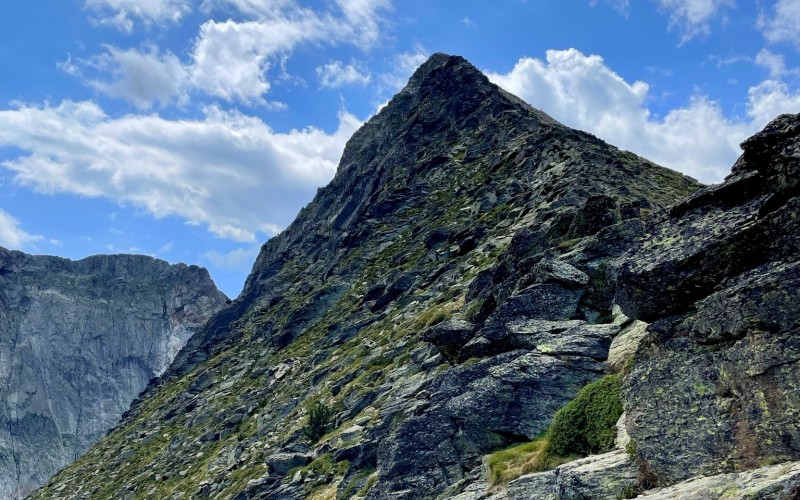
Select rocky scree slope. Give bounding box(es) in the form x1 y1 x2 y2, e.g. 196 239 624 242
0 249 227 498
32 53 699 499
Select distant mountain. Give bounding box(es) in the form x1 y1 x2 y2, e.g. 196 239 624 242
0 249 227 498
32 55 800 499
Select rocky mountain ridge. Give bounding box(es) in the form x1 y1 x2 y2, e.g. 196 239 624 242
30 54 800 499
0 249 228 498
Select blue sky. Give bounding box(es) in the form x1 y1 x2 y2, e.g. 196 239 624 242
1 0 799 297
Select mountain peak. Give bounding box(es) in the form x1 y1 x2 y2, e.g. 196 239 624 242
405 52 486 90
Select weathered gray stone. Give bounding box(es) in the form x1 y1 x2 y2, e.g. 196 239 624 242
638 461 800 499
506 450 637 500
618 113 800 485
264 453 312 476
606 320 648 373
0 249 227 498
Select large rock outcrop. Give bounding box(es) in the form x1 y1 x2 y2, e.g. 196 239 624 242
617 114 800 485
31 54 699 499
0 249 227 498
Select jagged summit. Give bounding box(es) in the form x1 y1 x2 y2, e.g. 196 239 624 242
34 55 701 499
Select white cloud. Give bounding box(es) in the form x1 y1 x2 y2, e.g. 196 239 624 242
203 244 261 271
0 101 362 242
487 49 800 183
335 0 393 48
747 79 800 125
63 45 189 109
460 16 476 27
759 0 800 48
185 0 391 104
657 0 733 43
317 60 371 87
0 209 42 249
77 0 391 107
755 48 789 78
84 0 191 33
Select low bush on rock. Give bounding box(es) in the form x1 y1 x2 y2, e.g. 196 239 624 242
548 373 623 456
303 402 333 443
487 374 623 485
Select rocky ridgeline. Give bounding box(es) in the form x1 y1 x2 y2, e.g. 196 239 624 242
0 250 228 498
28 55 800 500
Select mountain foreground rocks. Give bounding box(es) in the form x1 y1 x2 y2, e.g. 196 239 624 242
29 54 800 499
0 250 227 498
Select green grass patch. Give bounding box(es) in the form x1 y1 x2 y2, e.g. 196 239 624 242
486 374 624 486
486 437 574 485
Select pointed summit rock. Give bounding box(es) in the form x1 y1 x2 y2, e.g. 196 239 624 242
33 55 700 499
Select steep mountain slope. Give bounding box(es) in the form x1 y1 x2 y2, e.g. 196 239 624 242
0 249 228 498
32 54 699 499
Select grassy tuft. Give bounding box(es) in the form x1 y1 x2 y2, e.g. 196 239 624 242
486 437 574 486
548 374 623 457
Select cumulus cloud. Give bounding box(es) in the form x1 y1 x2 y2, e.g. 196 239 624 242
84 0 191 32
62 45 189 109
188 1 390 103
0 101 362 242
657 0 734 43
0 209 42 249
77 0 391 106
759 0 800 48
317 60 371 87
487 49 800 183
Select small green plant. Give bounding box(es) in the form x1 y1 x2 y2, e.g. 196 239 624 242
558 238 582 250
356 473 378 496
548 374 624 456
303 402 333 443
625 439 637 457
486 374 624 486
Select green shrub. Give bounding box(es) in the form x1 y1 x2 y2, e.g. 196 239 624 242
303 402 333 443
548 374 623 457
485 374 624 486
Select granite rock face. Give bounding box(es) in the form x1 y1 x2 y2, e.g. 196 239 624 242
638 461 800 500
31 54 700 499
618 113 800 486
0 249 227 498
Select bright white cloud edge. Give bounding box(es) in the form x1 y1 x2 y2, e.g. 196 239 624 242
75 0 392 107
487 48 800 183
0 102 362 243
0 209 43 249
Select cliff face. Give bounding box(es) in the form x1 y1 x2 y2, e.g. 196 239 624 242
31 54 703 499
617 114 800 485
0 249 228 498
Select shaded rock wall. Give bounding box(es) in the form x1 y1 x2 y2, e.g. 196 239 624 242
0 249 227 498
618 113 800 485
